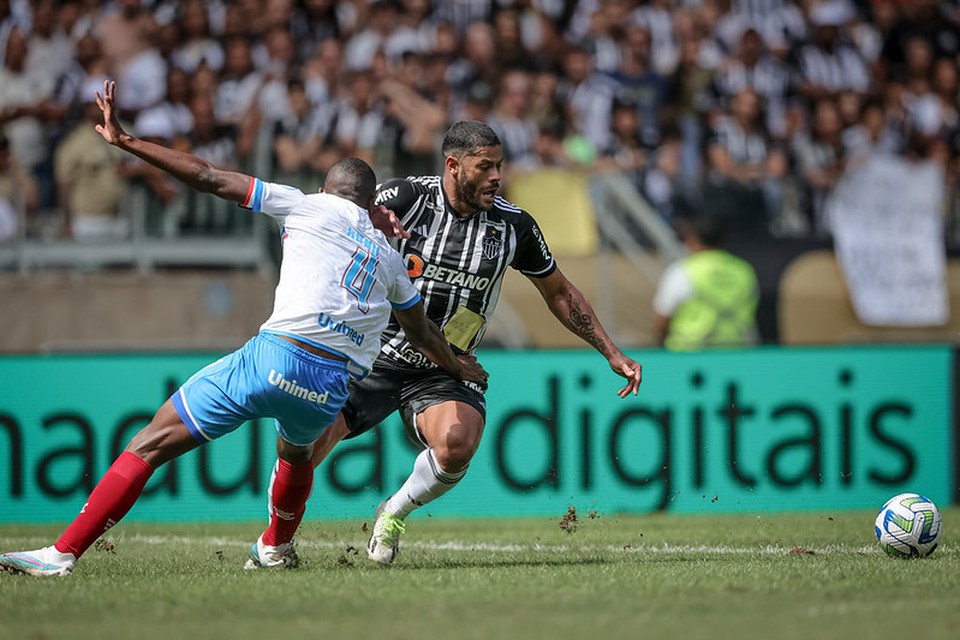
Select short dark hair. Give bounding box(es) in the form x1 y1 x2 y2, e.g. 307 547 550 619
675 215 725 248
441 121 501 157
323 157 377 208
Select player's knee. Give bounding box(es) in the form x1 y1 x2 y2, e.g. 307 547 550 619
433 429 478 472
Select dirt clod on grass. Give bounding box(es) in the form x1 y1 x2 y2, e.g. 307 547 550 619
94 539 115 554
559 506 578 533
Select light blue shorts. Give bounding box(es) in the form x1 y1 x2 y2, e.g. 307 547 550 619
171 332 350 447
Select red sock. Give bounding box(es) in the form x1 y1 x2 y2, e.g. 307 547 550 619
262 458 313 546
55 452 154 558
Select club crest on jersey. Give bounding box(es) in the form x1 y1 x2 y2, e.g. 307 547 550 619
482 226 503 260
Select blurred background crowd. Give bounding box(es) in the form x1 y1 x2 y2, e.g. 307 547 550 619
1 0 959 248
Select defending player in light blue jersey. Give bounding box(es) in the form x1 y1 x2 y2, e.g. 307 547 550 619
0 80 487 578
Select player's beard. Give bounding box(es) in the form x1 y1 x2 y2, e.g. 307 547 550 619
455 171 494 212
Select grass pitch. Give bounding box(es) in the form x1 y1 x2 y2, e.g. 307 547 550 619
1 509 958 640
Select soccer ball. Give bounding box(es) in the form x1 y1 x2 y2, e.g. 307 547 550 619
874 493 942 558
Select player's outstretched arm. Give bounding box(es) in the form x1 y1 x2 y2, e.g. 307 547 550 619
94 80 250 203
529 267 642 397
393 302 488 384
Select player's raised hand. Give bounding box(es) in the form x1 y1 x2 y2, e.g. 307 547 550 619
94 80 128 146
368 204 411 239
609 353 642 398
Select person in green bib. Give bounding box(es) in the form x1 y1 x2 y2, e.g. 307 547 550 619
653 215 759 350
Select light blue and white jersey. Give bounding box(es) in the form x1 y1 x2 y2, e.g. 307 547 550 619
242 177 420 377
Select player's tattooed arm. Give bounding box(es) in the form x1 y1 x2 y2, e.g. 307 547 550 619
565 291 606 353
530 268 642 397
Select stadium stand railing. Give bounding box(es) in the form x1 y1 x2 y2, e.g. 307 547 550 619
0 185 274 275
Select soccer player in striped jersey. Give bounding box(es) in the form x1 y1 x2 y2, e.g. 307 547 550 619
275 120 643 565
0 81 486 577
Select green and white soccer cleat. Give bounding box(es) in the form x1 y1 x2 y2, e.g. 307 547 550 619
0 546 76 577
366 501 406 566
243 536 300 569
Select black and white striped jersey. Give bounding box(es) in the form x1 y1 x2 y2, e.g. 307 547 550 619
373 175 556 368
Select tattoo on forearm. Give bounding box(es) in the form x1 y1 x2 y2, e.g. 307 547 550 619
567 293 605 352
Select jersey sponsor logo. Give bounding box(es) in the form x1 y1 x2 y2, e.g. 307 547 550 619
406 254 424 277
404 254 491 290
268 369 330 404
318 312 365 346
396 346 433 367
531 226 550 261
375 186 400 205
482 226 503 260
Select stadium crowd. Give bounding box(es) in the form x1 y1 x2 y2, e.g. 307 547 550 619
0 0 958 246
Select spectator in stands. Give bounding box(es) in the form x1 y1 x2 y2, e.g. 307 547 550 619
390 0 436 58
793 2 871 103
343 0 400 71
457 79 494 123
120 108 183 231
138 67 194 152
711 26 792 140
842 95 902 161
54 81 128 240
556 43 617 153
488 68 540 170
631 0 678 76
897 42 959 142
881 0 960 68
256 26 300 123
378 58 448 177
653 214 759 350
331 70 385 168
215 37 261 128
608 24 667 148
530 120 571 169
213 36 262 168
705 87 787 235
792 98 847 236
301 38 342 107
601 97 648 191
189 93 241 169
48 33 104 134
96 0 166 117
445 21 499 99
25 0 72 81
170 0 224 74
491 6 528 72
271 76 335 192
642 125 684 224
292 0 342 61
0 132 36 242
0 28 55 209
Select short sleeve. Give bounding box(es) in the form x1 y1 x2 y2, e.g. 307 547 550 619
511 211 556 278
374 178 428 221
652 262 693 316
241 177 306 221
384 251 421 309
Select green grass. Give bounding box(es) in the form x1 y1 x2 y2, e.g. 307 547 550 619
1 509 959 640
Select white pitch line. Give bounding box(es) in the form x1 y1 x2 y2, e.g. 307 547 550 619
2 533 953 556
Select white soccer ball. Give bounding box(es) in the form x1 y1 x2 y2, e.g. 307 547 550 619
875 493 942 558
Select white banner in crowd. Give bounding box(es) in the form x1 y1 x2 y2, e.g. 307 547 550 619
826 154 949 327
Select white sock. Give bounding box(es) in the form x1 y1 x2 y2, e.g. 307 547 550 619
382 448 466 520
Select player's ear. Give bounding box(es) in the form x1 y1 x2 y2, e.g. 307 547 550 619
444 154 460 176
